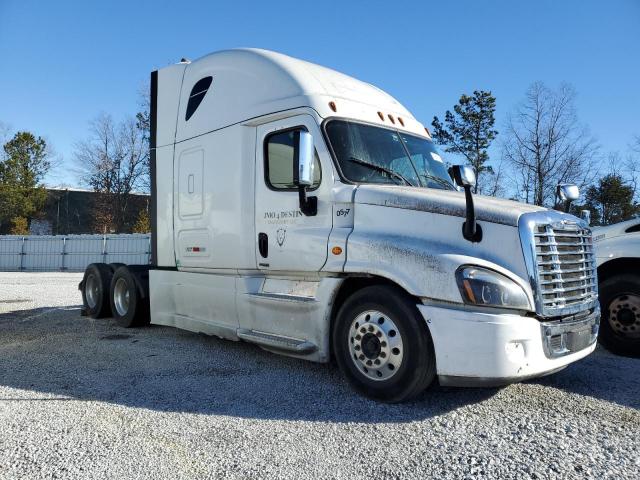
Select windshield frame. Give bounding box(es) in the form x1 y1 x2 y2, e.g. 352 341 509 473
321 117 454 190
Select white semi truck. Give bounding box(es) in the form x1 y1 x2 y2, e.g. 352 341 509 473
80 49 600 402
594 218 640 357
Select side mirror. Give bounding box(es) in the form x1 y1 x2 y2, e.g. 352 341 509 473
449 165 476 188
557 184 580 202
293 130 317 216
294 131 315 187
580 209 591 225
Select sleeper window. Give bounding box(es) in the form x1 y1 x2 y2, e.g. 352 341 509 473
266 130 321 190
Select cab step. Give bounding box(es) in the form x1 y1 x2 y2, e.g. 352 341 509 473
237 329 317 354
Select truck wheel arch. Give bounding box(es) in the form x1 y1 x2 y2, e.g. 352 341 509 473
598 257 640 281
328 275 422 359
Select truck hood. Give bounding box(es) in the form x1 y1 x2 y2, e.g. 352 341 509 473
353 185 545 227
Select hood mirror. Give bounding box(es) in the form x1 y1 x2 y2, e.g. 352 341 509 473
450 164 476 188
556 183 580 213
557 184 580 202
449 165 482 243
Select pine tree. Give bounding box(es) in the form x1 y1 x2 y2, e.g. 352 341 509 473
0 131 50 233
579 174 639 225
431 91 498 194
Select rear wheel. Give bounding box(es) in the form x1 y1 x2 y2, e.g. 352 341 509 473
333 285 436 402
81 263 113 318
109 266 150 328
599 274 640 358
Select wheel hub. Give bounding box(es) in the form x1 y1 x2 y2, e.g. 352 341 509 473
85 274 98 309
348 310 404 381
113 278 130 317
608 293 640 338
361 333 381 359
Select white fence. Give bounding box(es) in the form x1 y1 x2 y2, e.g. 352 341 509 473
0 234 151 272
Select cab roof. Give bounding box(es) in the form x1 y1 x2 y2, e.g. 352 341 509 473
157 48 428 145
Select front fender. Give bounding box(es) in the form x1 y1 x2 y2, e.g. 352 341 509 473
345 232 534 307
344 203 533 306
595 234 640 267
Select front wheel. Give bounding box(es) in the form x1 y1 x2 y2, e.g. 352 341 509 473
599 274 640 358
333 285 436 402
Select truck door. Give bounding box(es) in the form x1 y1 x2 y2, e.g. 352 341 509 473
255 115 333 271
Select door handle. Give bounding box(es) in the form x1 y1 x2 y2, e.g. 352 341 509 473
258 232 268 258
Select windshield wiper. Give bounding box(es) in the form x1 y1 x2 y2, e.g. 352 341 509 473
348 156 415 186
419 173 455 190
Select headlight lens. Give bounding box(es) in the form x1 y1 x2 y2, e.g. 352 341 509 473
455 266 531 310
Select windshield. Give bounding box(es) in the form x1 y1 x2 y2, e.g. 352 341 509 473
325 120 455 190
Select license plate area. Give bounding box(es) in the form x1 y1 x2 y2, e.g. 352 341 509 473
541 308 600 358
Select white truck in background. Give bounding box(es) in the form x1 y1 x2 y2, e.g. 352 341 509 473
79 49 599 402
594 218 640 357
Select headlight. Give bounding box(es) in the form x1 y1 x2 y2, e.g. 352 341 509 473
455 266 531 310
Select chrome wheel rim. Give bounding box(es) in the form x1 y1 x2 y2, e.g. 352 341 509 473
608 293 640 338
113 278 130 317
348 310 404 381
85 274 99 309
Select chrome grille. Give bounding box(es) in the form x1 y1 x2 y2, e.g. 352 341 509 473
519 212 599 317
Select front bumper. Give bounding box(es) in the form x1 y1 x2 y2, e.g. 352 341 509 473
417 304 599 387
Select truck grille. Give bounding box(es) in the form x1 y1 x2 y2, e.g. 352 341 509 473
533 223 597 315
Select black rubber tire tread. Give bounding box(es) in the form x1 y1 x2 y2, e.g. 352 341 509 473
333 285 436 402
109 266 150 328
598 274 640 358
108 262 126 272
81 263 113 319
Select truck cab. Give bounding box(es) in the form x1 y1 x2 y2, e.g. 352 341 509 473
81 49 600 402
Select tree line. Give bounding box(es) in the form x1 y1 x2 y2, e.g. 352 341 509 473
431 82 639 224
1 81 638 235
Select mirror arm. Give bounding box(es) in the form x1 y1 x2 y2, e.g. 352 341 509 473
462 185 482 242
298 186 317 216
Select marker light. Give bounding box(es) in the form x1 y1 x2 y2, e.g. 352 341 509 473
329 101 337 112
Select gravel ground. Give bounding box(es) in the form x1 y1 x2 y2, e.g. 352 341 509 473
0 272 638 479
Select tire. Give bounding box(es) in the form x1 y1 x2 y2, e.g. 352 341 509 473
108 262 126 272
598 274 640 358
109 266 150 328
332 285 436 402
81 263 113 319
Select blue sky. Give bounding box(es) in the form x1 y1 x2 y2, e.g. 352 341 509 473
1 0 639 186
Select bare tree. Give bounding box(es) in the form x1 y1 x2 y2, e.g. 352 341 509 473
502 82 599 206
135 83 152 192
75 113 149 233
0 121 11 162
627 135 640 201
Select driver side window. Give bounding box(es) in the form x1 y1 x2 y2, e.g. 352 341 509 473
265 129 321 190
